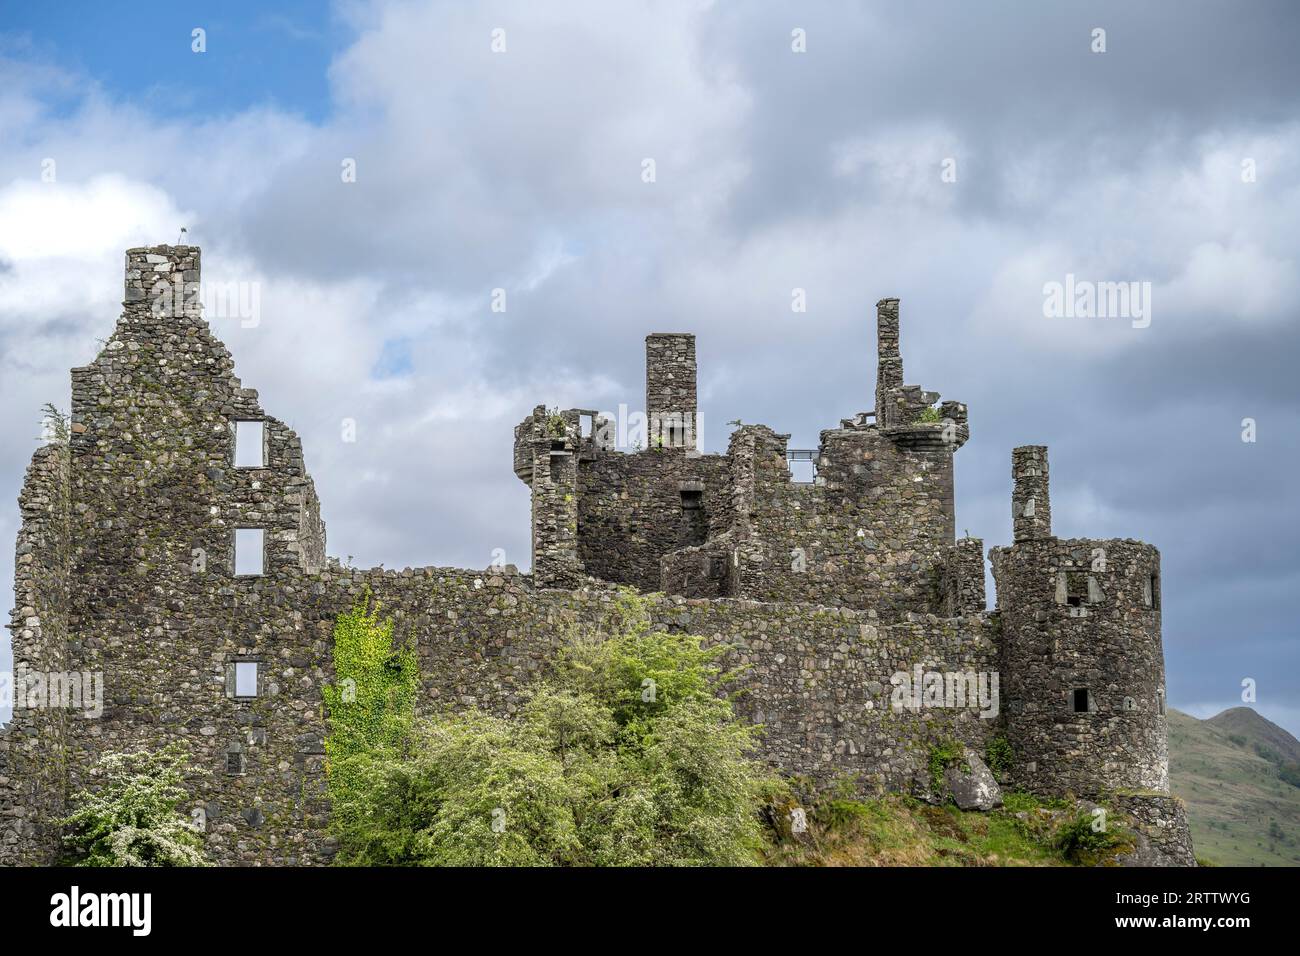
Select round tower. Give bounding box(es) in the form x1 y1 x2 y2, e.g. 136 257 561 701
991 446 1168 798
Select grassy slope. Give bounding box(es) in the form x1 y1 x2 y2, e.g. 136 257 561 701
764 705 1300 867
1168 707 1300 866
764 793 1130 867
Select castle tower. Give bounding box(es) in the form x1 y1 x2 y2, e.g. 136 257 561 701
991 446 1169 799
517 406 583 587
645 333 697 450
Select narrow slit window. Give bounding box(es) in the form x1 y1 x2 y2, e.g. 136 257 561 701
234 421 265 468
1072 688 1090 713
234 661 259 698
226 750 245 775
234 528 264 576
549 442 565 484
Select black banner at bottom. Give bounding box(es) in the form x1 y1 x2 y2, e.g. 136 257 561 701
0 864 1274 942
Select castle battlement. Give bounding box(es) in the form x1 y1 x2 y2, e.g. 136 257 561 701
0 246 1193 866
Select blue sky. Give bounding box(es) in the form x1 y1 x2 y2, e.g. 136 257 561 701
1 1 1298 737
2 1 344 120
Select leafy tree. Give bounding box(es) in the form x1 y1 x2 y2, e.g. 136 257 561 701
329 591 782 866
60 744 208 867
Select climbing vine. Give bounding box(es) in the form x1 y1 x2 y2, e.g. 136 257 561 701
322 591 419 838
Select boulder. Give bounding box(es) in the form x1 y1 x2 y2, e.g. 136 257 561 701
942 748 1003 810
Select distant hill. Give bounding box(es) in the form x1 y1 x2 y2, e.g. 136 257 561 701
1208 707 1300 765
1168 707 1300 866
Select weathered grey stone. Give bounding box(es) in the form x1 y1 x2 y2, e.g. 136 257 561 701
942 748 1002 810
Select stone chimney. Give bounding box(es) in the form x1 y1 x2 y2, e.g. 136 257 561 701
645 332 697 449
875 297 903 420
124 245 201 317
1012 445 1051 542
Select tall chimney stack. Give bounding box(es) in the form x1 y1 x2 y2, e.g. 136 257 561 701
875 297 903 419
1012 445 1052 542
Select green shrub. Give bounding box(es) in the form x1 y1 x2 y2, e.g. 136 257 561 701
60 744 208 867
1054 811 1129 865
985 736 1013 778
545 407 567 438
1001 790 1043 814
1277 762 1300 789
818 798 875 832
1254 742 1282 763
927 740 966 792
329 591 782 866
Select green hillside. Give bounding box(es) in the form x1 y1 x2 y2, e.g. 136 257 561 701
1168 707 1300 866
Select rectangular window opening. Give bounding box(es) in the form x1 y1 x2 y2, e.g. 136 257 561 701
234 420 265 468
579 414 593 439
1072 688 1090 713
1064 571 1088 607
226 751 245 775
786 449 816 484
234 528 265 576
234 661 259 698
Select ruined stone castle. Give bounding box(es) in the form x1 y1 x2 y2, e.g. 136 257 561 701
0 246 1194 866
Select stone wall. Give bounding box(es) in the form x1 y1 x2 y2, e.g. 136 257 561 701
1113 793 1197 867
939 536 987 617
349 573 1003 793
578 450 732 593
520 408 969 617
721 421 960 617
0 444 72 865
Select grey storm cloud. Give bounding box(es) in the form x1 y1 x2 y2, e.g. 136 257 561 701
1 0 1297 730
